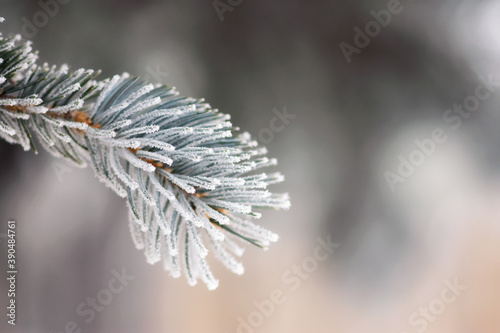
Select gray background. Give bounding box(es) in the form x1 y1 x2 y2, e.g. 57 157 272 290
2 0 500 332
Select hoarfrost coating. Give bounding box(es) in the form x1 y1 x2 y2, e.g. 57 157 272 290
0 18 290 289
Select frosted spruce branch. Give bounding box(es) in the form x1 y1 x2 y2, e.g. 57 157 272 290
0 19 290 289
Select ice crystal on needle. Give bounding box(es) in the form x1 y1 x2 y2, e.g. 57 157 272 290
0 18 290 289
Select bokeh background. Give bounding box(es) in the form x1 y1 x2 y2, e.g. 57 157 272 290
2 0 500 332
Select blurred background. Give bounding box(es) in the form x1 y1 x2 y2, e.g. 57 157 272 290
2 0 500 332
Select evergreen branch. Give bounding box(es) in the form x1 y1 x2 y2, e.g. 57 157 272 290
0 19 290 289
